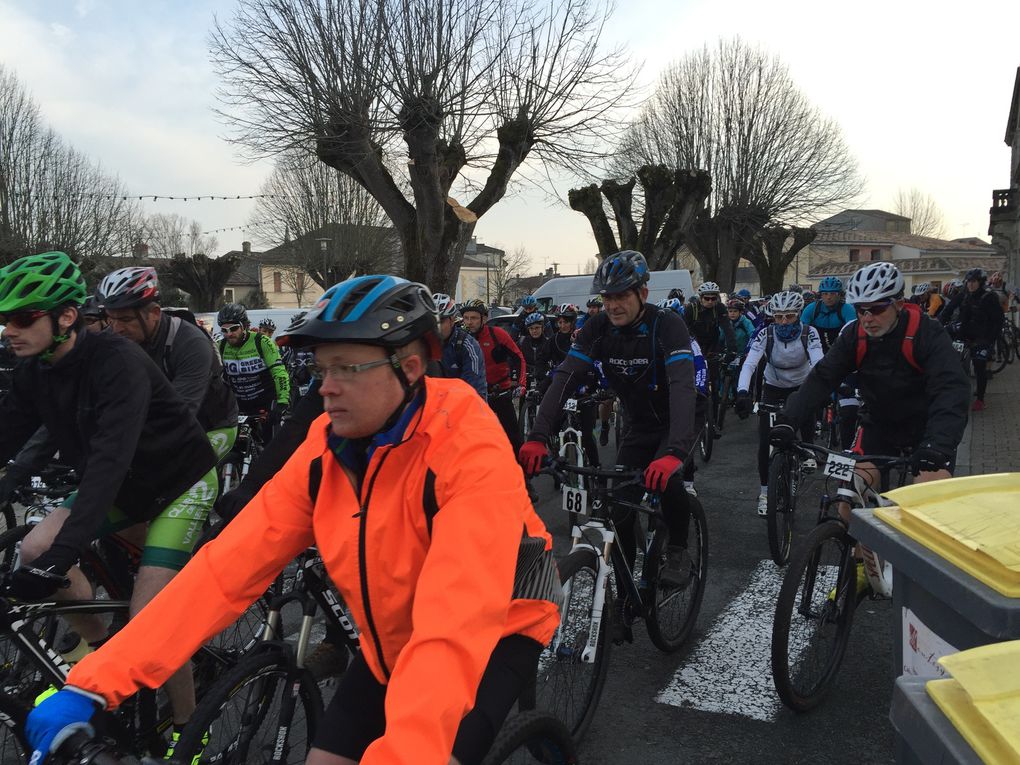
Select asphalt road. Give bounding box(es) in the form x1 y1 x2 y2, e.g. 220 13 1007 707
529 412 898 765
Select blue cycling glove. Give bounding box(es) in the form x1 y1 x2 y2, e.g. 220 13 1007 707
26 687 101 762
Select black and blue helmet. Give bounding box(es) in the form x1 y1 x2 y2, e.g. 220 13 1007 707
278 275 439 355
591 250 650 296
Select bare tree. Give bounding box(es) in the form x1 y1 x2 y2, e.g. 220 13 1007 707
892 187 946 239
568 165 711 269
162 253 240 312
139 214 219 259
618 38 863 290
247 150 395 287
491 246 531 305
746 226 817 295
278 266 316 306
210 0 636 293
0 65 139 269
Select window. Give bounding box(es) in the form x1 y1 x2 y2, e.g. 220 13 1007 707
224 288 234 302
849 249 861 262
870 249 882 261
273 271 282 293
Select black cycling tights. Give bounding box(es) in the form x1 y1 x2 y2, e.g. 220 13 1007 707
612 429 690 593
973 356 989 401
758 384 814 487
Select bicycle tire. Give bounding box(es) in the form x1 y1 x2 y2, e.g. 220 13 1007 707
645 496 709 652
481 711 580 765
989 335 1009 374
698 420 714 463
172 646 323 765
0 503 15 540
766 451 796 566
715 376 730 433
771 519 857 712
528 548 611 743
0 692 29 764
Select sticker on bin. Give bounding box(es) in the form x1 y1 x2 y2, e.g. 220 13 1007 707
562 485 588 515
902 607 959 678
824 452 856 480
563 398 578 412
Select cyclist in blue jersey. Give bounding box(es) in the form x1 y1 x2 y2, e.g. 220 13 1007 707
433 293 488 399
726 299 755 355
575 296 603 331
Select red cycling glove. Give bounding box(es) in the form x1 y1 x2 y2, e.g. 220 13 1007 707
644 455 683 492
518 441 549 477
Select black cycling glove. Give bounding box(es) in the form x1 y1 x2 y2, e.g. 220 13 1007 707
735 392 752 420
6 545 76 601
908 446 951 476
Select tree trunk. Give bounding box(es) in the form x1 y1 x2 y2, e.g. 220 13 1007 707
568 185 620 256
746 226 816 295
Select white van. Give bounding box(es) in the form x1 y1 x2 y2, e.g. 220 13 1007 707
196 308 303 341
531 269 695 311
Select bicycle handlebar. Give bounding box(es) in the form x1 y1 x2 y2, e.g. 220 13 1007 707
787 441 911 469
51 730 153 764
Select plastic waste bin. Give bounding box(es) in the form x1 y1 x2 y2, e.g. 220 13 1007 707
890 677 984 765
849 473 1020 678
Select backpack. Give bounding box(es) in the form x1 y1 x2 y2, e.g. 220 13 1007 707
854 301 923 373
764 323 811 360
219 331 273 366
436 328 469 378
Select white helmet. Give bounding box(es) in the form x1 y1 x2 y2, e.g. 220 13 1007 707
845 262 905 304
766 291 805 316
911 282 930 297
697 281 721 295
432 293 459 319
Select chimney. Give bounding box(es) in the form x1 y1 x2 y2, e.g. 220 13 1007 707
545 267 553 277
242 241 251 256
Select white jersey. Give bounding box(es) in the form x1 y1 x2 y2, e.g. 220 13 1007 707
738 324 824 391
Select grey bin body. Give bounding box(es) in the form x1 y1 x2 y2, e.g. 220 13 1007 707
890 677 984 765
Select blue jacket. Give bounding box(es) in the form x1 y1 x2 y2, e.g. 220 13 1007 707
440 326 487 399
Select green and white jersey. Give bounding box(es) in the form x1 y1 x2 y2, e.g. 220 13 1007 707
219 331 290 412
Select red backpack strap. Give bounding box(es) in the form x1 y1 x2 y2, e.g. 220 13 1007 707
900 302 923 373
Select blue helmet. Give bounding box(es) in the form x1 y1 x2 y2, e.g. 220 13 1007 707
591 250 650 295
524 311 545 328
736 289 751 299
278 275 439 356
521 295 538 308
657 297 683 315
818 276 844 294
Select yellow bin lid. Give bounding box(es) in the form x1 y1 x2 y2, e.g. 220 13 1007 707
927 641 1020 764
874 473 1020 598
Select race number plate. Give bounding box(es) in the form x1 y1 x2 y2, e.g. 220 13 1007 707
824 452 856 480
564 398 578 412
952 341 965 353
562 485 588 515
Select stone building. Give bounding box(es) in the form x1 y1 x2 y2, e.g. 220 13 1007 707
988 66 1020 290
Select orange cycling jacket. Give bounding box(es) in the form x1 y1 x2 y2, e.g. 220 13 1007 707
67 376 561 765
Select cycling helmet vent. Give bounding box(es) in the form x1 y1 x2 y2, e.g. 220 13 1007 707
818 276 843 294
524 312 545 327
697 281 720 295
591 250 650 295
433 293 459 319
0 251 87 312
766 291 805 315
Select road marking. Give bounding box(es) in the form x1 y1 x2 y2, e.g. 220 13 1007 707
656 560 786 721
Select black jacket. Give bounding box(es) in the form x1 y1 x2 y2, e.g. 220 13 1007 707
957 288 1004 347
782 311 969 454
519 335 554 381
0 331 217 559
685 299 737 355
530 306 697 458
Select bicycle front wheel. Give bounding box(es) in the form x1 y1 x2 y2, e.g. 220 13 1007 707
771 520 857 712
481 711 579 765
174 647 323 764
698 420 714 463
766 451 796 566
989 335 1010 374
645 497 709 652
529 548 611 743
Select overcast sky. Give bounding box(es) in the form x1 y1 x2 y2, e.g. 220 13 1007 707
2 0 1018 276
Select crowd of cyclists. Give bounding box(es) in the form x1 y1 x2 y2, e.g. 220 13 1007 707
0 246 1013 764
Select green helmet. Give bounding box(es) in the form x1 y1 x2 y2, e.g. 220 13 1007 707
0 252 87 313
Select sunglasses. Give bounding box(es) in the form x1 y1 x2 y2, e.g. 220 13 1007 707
0 309 50 329
701 295 719 302
219 324 244 333
854 301 894 317
84 316 105 326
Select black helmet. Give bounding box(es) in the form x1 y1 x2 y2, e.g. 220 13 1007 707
278 275 439 357
964 268 987 285
460 299 488 316
258 318 276 332
217 303 249 328
591 250 650 296
97 266 160 310
291 311 307 324
81 294 105 319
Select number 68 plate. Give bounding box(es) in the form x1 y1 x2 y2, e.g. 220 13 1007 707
562 485 588 514
824 452 856 480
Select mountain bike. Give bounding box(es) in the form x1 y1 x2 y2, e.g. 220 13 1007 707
46 729 163 764
517 377 542 438
170 548 361 764
714 356 742 433
529 460 708 741
770 445 910 712
220 414 265 494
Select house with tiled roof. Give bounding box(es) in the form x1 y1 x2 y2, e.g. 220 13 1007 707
814 209 912 233
988 66 1019 289
220 242 263 305
806 228 1003 292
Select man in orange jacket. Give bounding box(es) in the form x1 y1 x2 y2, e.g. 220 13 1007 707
28 276 562 765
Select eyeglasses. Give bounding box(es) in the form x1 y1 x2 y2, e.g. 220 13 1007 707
83 316 105 326
0 309 50 329
854 301 894 317
701 295 719 302
219 324 244 333
772 312 799 322
309 357 396 382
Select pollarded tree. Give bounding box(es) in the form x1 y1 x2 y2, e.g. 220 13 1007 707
619 37 863 290
210 0 636 293
162 253 240 312
567 164 711 269
892 187 946 239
